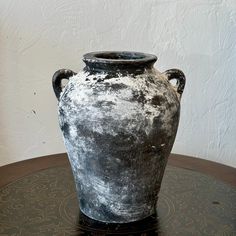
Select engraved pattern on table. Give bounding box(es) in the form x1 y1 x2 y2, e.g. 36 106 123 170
0 166 235 235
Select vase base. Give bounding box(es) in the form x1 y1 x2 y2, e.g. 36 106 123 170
79 205 157 224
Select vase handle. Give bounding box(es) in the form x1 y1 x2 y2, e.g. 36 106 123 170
52 69 76 101
163 69 186 97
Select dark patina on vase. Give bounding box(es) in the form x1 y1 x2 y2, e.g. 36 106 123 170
52 51 185 223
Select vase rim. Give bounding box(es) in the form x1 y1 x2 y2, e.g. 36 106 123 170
83 51 157 65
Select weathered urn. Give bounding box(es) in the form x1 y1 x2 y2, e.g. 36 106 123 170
52 51 185 223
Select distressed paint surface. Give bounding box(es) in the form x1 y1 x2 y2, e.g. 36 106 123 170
58 62 180 222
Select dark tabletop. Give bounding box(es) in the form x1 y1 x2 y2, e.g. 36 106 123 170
0 153 235 235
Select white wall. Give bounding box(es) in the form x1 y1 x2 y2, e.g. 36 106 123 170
0 0 236 167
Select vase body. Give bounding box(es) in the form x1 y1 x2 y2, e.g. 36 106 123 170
52 51 185 223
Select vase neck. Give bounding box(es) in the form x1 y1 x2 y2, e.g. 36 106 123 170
83 51 157 75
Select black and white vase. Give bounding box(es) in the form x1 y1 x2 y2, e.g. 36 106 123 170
52 51 185 223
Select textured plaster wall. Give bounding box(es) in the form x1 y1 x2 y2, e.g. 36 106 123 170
0 0 236 167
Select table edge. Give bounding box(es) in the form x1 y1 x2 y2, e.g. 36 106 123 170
0 153 235 188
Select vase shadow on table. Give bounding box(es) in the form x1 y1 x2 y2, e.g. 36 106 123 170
73 210 161 235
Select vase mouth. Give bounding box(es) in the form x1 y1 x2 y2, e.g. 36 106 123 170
83 51 157 64
83 51 157 74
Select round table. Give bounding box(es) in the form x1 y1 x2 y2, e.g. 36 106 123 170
0 153 235 235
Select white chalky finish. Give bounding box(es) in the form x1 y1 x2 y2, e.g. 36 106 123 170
60 69 178 137
57 57 182 223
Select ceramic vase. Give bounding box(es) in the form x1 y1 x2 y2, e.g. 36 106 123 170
52 51 186 223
